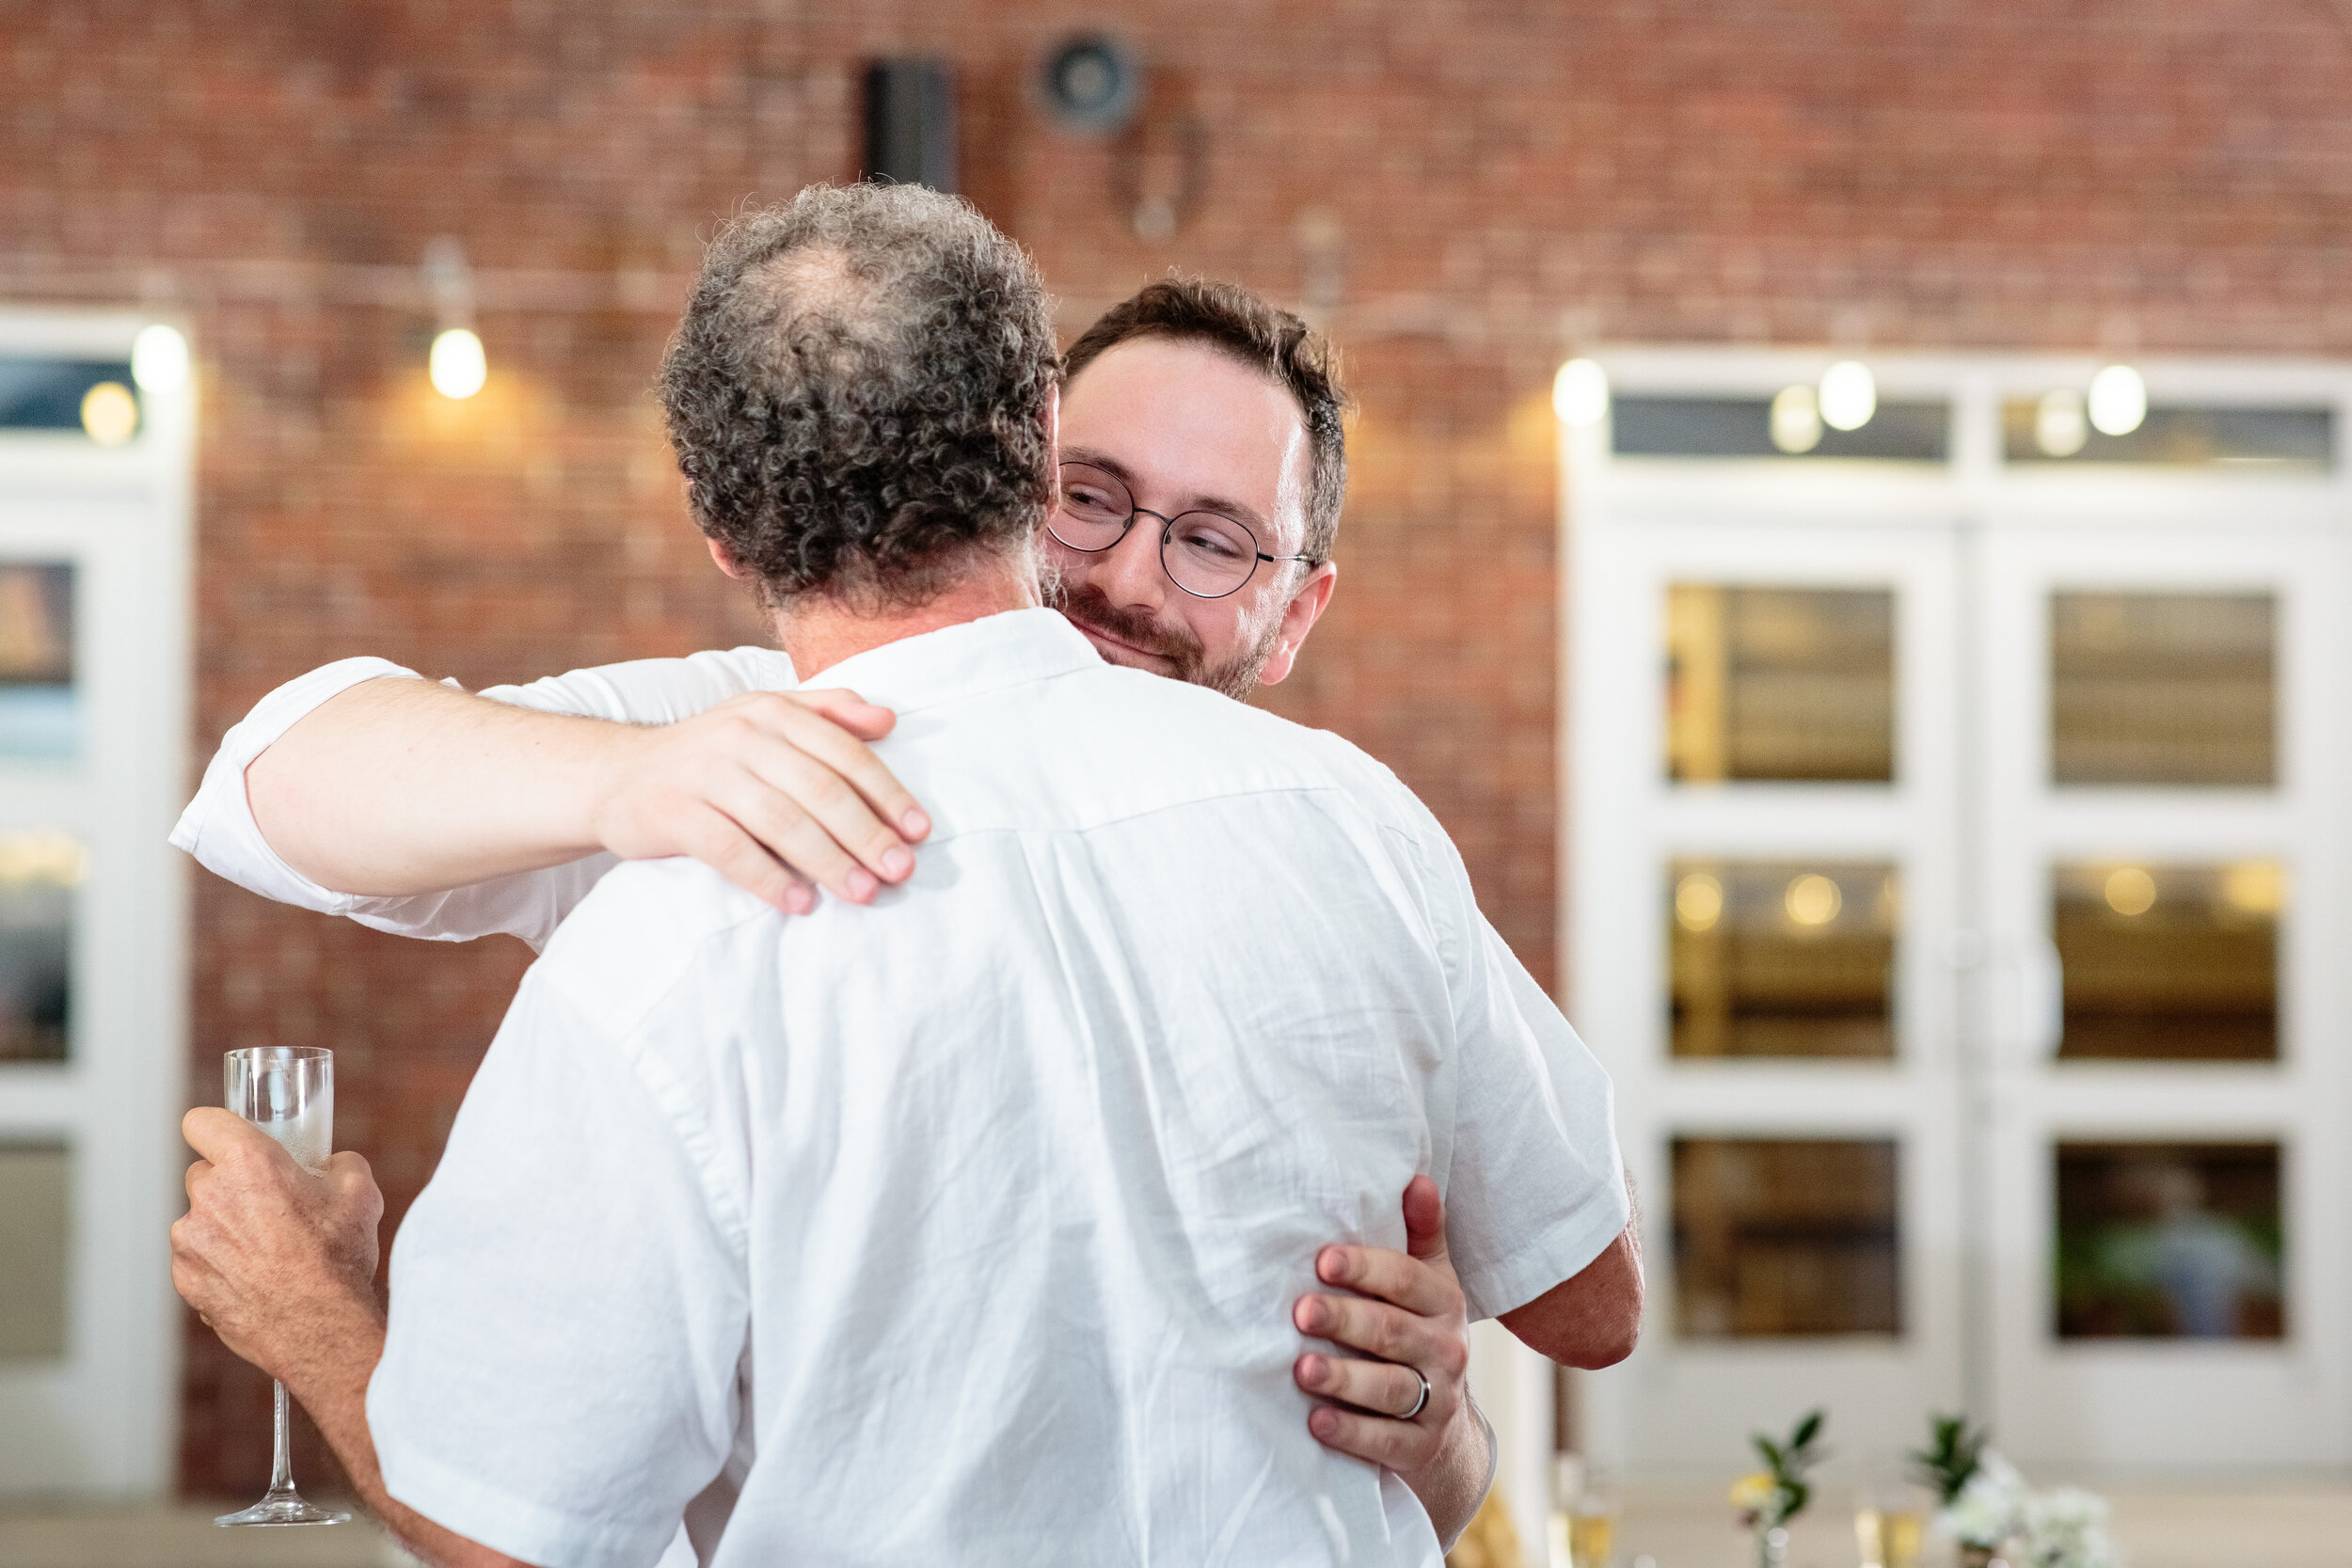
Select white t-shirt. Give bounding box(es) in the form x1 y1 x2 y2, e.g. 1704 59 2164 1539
365 610 1629 1568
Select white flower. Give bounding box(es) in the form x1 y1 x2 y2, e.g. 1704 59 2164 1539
2015 1487 2117 1568
1938 1451 2025 1548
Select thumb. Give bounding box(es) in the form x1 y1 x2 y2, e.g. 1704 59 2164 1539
790 688 898 740
1402 1173 1449 1263
183 1106 268 1164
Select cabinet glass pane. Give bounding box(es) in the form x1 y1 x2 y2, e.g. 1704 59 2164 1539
0 1142 70 1360
2056 1142 2283 1339
1669 860 1898 1058
2055 861 2279 1061
1673 1137 1900 1338
0 563 75 761
2050 592 2273 786
0 830 81 1062
1667 585 1894 783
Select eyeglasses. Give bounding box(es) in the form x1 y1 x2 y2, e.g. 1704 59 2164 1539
1048 462 1316 600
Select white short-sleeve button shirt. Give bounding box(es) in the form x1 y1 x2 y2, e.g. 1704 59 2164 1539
362 609 1629 1568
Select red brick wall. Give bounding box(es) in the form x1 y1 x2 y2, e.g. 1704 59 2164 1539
7 0 2350 1497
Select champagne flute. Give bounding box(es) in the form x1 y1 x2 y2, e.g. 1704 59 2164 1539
214 1046 350 1528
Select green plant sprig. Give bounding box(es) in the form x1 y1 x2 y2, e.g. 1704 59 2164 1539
1751 1408 1827 1527
1909 1413 1990 1507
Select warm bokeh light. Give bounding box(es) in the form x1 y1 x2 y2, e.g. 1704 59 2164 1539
0 829 87 887
2088 364 2147 436
1552 357 1611 427
2222 861 2286 915
79 381 137 445
130 325 189 395
1818 360 1876 431
429 327 488 400
1770 383 1823 452
2036 388 2089 456
1785 872 1842 926
1675 872 1724 932
2104 865 2157 917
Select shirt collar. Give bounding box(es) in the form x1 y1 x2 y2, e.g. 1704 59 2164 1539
790 607 1103 715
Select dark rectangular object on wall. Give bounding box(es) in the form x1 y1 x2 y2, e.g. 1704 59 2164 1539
864 58 957 194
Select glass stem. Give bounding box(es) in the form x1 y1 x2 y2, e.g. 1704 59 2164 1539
269 1379 295 1495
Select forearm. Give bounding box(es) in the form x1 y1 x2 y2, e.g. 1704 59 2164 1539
246 677 632 896
1499 1216 1645 1369
279 1295 528 1568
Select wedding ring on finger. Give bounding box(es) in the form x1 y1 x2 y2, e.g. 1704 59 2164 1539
1398 1367 1431 1420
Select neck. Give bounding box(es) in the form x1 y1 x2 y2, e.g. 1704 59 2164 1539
771 555 1041 679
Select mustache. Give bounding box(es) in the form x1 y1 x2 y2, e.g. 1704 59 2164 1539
1045 579 1206 673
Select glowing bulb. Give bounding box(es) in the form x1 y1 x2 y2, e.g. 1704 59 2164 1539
80 381 138 445
131 325 189 395
2221 862 2284 915
2088 364 2146 436
1552 358 1610 427
1675 873 1724 932
2104 865 2156 917
430 328 487 400
2035 388 2089 457
1785 873 1842 927
1770 384 1823 453
1818 360 1876 432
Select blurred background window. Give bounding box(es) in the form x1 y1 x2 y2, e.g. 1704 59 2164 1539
0 360 139 441
0 1141 70 1360
0 829 79 1064
0 564 76 762
2050 591 2274 787
1666 584 1895 783
2055 1142 2283 1340
1613 395 1949 461
1668 860 1898 1059
2054 861 2280 1062
2003 401 2332 469
1672 1136 1901 1338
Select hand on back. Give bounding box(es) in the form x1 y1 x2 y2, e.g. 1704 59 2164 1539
588 689 932 914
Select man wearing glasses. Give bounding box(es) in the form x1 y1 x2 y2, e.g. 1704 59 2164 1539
172 265 1641 1548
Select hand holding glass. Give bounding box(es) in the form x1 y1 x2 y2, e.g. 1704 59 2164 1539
214 1046 349 1528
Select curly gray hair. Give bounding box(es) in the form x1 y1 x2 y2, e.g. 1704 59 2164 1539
660 184 1060 608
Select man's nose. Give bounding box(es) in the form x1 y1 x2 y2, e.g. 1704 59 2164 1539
1092 518 1168 610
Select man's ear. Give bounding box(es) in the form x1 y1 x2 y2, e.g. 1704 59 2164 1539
1256 560 1339 688
707 537 746 579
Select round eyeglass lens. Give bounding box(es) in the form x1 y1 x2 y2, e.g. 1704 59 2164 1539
1162 512 1262 597
1052 463 1132 551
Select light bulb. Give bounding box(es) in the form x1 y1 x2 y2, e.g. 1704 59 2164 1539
1785 872 1843 927
2088 364 2146 437
1552 358 1610 427
1675 873 1724 933
1818 360 1876 432
430 328 487 400
80 381 138 445
1770 384 1822 453
131 325 190 395
2035 388 2089 457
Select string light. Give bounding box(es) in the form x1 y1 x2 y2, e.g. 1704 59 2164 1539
1552 358 1611 427
2088 364 2147 437
80 381 138 445
423 236 485 400
1771 384 1822 453
429 328 487 400
2035 388 2089 457
1818 361 1877 432
131 325 190 395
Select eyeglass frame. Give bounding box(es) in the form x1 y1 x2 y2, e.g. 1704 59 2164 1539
1046 461 1320 600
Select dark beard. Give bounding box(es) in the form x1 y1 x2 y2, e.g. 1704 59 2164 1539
1044 578 1283 702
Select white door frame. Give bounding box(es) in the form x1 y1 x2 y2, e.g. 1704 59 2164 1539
1561 350 2352 1482
0 309 194 1497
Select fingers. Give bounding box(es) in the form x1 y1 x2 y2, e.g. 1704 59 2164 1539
757 701 932 857
670 802 820 914
1314 1241 1464 1322
1294 1350 1431 1420
1303 1398 1440 1471
784 688 898 744
182 1106 273 1164
1294 1291 1463 1378
1401 1173 1448 1263
325 1151 386 1221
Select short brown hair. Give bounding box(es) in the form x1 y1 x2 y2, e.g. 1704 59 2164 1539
1061 277 1348 564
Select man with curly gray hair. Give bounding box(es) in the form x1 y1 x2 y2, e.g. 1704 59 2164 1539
170 182 1633 1568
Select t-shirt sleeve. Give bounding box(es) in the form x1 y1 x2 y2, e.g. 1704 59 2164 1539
167 649 795 950
1438 893 1631 1323
368 967 750 1568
